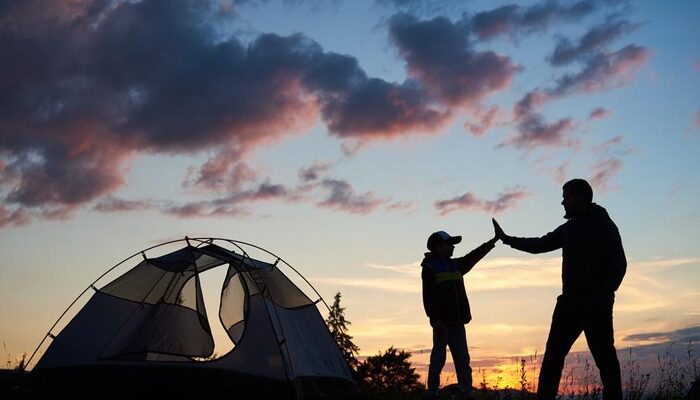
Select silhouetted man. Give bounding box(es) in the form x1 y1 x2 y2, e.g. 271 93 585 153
493 179 626 400
422 230 498 400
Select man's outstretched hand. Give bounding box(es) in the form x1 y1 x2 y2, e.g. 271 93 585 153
492 218 506 242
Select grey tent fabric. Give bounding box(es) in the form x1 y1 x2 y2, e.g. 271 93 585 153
33 239 356 399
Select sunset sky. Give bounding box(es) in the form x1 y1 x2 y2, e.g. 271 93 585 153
1 0 699 388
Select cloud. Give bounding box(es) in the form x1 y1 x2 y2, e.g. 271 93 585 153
504 90 579 151
592 135 630 155
434 187 528 216
588 107 612 120
696 109 700 127
622 325 700 345
552 160 571 184
298 161 335 183
0 204 30 227
93 197 156 213
468 0 597 40
552 44 650 95
388 13 518 108
503 115 577 149
589 157 623 192
464 106 504 136
629 258 698 270
320 78 450 139
549 19 637 66
0 0 454 226
513 90 551 119
184 148 257 192
316 256 698 296
318 178 387 214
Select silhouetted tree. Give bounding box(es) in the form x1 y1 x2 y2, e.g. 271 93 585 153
325 292 360 370
356 346 422 399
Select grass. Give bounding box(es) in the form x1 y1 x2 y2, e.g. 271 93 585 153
1 342 697 399
470 341 698 400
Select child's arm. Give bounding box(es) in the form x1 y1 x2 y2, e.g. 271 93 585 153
456 238 497 275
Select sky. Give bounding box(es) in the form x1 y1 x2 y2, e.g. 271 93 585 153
1 0 699 389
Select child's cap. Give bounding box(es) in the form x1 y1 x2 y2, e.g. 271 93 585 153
427 231 462 251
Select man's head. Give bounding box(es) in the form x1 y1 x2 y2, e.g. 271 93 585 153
561 179 593 218
427 231 461 258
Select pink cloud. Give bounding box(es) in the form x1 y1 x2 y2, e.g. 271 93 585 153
696 110 700 127
0 0 466 226
589 157 623 192
592 136 623 154
589 107 612 120
0 205 31 227
552 160 571 184
464 106 503 136
184 148 257 192
434 187 528 216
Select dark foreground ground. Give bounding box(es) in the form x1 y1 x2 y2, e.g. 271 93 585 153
2 370 698 400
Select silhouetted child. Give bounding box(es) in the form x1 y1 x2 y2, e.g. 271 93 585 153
422 230 497 400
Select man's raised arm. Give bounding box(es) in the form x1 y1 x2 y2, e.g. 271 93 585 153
493 218 563 254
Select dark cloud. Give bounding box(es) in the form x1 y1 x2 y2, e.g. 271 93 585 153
164 202 251 219
0 0 453 226
549 19 636 66
513 90 551 119
434 187 528 216
93 197 156 213
388 13 518 108
623 325 700 344
469 0 597 40
298 161 334 182
505 90 579 150
552 44 650 95
320 78 450 138
503 115 577 149
318 179 387 215
589 107 612 120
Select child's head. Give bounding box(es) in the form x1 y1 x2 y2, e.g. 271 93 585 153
427 231 461 258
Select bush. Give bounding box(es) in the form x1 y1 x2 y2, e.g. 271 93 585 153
356 346 422 399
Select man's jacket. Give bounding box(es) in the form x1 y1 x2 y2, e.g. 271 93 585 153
421 241 495 325
503 203 626 298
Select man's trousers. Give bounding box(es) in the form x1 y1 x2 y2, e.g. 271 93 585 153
537 294 622 400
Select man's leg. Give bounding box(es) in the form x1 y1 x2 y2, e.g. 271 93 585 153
428 324 449 395
537 297 583 400
447 324 472 394
584 296 622 400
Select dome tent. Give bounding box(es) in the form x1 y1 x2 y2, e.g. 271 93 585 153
29 237 359 399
